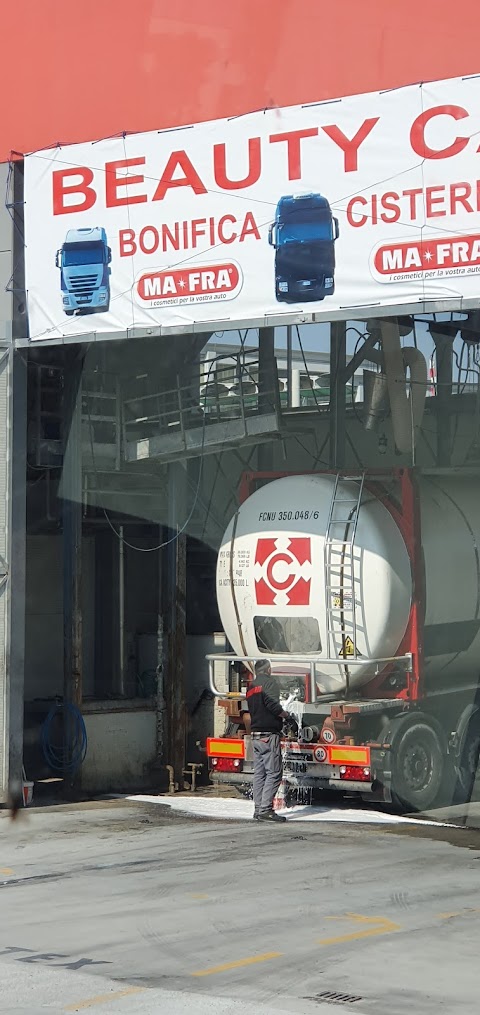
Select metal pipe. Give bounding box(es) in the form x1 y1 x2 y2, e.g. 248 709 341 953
118 525 125 696
207 652 412 665
310 662 316 705
165 764 176 793
380 320 427 456
207 654 412 697
286 325 293 408
291 369 301 408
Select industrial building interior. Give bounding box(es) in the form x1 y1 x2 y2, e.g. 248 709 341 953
22 314 480 796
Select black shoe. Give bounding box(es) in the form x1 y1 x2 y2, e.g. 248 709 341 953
253 811 260 820
258 809 287 823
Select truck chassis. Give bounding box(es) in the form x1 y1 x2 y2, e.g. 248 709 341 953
206 469 480 812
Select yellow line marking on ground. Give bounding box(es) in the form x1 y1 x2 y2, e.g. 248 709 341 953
319 913 400 946
438 907 480 920
189 893 209 900
64 986 145 1011
0 868 13 875
192 951 283 977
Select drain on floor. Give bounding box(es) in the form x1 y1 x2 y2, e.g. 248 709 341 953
305 991 363 1005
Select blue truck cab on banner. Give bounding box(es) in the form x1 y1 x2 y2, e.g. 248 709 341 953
56 227 112 315
269 194 339 303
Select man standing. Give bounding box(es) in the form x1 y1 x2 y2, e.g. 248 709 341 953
246 659 289 822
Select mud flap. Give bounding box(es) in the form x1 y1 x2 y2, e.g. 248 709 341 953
451 704 480 801
371 747 393 802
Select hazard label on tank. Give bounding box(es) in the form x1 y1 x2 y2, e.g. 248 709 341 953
339 636 356 657
332 592 353 609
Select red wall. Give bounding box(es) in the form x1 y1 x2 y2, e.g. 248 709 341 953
2 0 479 160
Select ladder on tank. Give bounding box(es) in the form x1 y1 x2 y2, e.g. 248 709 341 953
324 474 365 661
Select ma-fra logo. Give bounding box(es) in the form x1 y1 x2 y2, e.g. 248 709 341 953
135 261 242 305
254 536 312 606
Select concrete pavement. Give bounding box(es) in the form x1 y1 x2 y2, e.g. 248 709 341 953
0 799 479 1014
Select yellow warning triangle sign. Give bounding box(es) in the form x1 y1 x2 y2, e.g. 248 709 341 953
340 636 355 658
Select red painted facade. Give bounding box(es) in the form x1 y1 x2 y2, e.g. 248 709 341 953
1 0 478 161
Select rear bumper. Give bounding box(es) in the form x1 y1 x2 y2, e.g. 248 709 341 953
208 740 389 798
286 774 374 794
210 770 375 794
210 771 253 785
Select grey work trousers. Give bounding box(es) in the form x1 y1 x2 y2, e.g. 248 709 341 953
252 734 283 813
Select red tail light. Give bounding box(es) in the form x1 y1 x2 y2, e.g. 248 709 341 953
339 765 371 782
210 757 243 773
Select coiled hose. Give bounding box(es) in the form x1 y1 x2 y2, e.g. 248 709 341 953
41 702 87 776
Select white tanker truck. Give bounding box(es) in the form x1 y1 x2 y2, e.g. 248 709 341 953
206 468 480 811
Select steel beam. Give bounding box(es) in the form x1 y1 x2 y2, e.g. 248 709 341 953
433 335 453 466
94 531 117 697
286 325 293 409
344 329 380 382
6 350 27 803
156 529 165 766
163 461 187 788
258 326 276 471
62 352 83 782
329 321 347 468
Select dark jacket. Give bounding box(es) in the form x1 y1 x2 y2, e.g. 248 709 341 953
246 673 285 734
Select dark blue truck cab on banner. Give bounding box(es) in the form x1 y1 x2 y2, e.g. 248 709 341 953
269 193 339 303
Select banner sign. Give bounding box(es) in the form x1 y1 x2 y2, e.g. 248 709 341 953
24 75 480 340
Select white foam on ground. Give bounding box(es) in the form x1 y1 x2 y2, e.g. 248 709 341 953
127 793 451 826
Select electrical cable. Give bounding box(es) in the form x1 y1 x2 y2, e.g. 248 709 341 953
457 340 467 395
41 702 87 775
349 332 370 427
412 319 418 349
200 450 224 543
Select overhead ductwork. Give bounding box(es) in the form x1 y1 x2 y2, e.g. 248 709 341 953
363 368 389 431
381 319 427 454
362 320 428 454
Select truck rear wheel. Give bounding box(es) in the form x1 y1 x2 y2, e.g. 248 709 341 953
455 729 480 801
390 718 445 812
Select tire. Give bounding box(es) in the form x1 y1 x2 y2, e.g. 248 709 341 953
390 719 445 812
65 310 74 316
